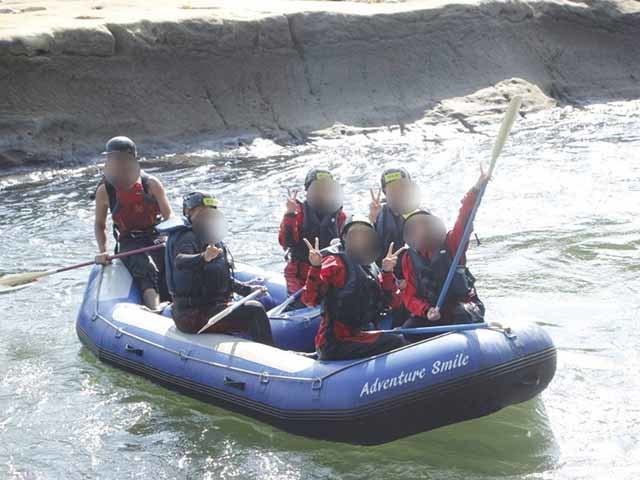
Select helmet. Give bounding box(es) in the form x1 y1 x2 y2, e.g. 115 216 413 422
380 167 411 192
182 191 219 217
102 136 137 158
304 168 335 191
402 208 431 223
340 214 381 265
341 214 376 240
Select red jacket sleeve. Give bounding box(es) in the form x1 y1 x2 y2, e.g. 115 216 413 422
337 209 347 233
401 251 431 317
278 202 304 250
446 188 478 264
379 270 402 310
301 255 346 307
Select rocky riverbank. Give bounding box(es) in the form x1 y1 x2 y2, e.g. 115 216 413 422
1 0 638 167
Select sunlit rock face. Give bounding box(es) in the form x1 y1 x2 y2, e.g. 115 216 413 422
1 0 639 167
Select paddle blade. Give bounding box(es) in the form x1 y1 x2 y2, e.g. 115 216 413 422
0 271 49 287
489 96 522 174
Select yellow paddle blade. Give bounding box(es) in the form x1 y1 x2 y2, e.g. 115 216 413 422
489 95 522 175
0 271 49 287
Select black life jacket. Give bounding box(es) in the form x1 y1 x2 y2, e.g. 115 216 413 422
98 172 161 240
324 249 389 333
288 200 342 261
160 217 233 306
407 240 476 306
374 203 420 277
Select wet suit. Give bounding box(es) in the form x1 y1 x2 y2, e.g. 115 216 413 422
302 250 406 361
402 188 485 327
170 229 273 345
279 200 347 294
374 203 427 327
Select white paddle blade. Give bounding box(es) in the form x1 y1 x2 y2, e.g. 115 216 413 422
489 96 522 174
0 283 33 294
0 271 50 287
197 289 264 334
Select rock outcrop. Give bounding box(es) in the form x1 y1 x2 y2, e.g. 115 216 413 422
1 0 639 167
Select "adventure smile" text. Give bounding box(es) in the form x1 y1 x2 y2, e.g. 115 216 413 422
359 352 470 397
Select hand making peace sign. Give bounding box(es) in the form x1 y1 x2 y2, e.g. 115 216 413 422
303 237 322 267
369 187 382 223
381 242 408 273
286 187 299 214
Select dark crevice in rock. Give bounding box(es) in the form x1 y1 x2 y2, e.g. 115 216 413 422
203 87 230 129
285 14 316 98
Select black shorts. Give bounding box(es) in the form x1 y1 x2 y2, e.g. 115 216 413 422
118 235 166 295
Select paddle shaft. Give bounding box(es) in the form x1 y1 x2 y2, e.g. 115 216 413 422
197 288 264 334
54 243 166 274
434 184 487 310
372 322 488 335
435 97 521 310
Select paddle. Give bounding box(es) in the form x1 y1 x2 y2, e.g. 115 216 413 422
197 288 266 334
0 243 165 289
371 322 488 336
435 96 522 310
268 288 303 317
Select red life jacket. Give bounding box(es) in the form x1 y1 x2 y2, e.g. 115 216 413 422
104 174 161 239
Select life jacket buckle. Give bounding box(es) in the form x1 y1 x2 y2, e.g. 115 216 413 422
260 372 270 384
312 378 323 390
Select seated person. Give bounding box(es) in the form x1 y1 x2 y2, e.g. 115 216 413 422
94 136 173 309
369 167 421 325
301 215 407 361
401 167 488 327
166 191 273 345
279 168 347 294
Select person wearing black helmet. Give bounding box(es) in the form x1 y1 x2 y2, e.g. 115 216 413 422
165 192 273 345
93 136 173 309
369 167 421 272
369 167 421 326
401 165 488 329
279 168 347 294
301 215 407 360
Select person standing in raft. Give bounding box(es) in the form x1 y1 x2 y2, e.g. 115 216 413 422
301 216 408 361
94 136 173 310
369 167 422 325
166 192 273 345
279 168 347 294
401 166 489 328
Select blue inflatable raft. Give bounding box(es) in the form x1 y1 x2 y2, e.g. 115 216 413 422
76 261 556 445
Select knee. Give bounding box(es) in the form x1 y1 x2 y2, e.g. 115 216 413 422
244 300 266 313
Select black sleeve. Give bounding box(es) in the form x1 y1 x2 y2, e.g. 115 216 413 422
232 279 253 297
174 233 205 271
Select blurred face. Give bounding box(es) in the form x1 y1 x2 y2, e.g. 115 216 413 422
344 224 381 265
385 179 419 215
404 214 446 252
189 206 227 244
104 152 139 189
306 179 342 213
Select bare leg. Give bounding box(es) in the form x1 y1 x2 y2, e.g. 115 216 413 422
142 288 160 310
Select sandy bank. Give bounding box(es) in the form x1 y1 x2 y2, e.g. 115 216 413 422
1 0 639 167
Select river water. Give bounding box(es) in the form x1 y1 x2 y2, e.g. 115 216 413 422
1 101 639 479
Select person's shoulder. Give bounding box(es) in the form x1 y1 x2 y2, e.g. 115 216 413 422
94 182 108 200
144 174 165 191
